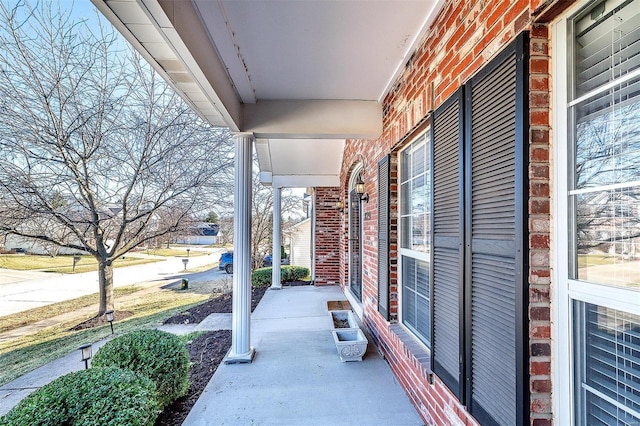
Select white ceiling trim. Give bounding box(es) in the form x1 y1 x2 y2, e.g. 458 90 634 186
272 175 340 188
245 100 381 139
255 138 273 174
150 0 242 129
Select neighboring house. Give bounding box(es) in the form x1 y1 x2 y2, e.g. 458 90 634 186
3 234 86 256
176 223 220 245
96 1 640 425
289 218 311 270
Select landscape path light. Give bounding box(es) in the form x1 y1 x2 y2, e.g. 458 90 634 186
105 309 114 334
79 344 92 370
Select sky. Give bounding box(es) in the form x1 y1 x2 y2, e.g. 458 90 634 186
58 0 307 198
63 0 104 29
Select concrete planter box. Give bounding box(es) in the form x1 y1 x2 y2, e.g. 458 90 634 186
329 310 359 330
332 329 368 362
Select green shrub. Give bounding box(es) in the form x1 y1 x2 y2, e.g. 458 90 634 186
92 329 189 407
251 266 310 288
283 265 309 281
0 367 158 426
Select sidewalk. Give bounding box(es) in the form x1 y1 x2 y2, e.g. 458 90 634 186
0 339 111 416
1 286 423 425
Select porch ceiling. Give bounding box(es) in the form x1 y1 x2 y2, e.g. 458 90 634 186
92 0 444 186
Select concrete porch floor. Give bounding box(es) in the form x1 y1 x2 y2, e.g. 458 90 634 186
184 285 423 425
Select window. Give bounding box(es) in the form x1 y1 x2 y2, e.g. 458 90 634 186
348 165 363 303
555 0 640 424
399 133 431 346
574 302 640 425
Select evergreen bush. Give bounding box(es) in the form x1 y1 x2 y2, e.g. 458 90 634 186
251 265 310 288
0 367 158 426
92 329 189 407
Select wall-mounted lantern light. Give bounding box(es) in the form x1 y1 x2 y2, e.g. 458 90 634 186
335 200 344 212
356 174 369 203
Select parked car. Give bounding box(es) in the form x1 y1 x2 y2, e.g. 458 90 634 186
263 254 290 267
218 251 233 274
219 251 290 274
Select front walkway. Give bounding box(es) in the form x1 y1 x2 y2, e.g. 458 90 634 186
184 285 423 425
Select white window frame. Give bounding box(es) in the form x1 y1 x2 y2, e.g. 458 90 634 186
397 130 431 347
344 163 364 319
553 2 640 424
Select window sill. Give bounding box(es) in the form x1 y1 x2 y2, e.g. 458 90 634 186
389 323 433 383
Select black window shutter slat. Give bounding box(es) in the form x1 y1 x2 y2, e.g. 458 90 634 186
464 33 529 426
431 86 465 401
378 155 390 320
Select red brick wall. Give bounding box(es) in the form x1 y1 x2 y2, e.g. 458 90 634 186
313 187 341 285
337 0 559 424
527 23 552 426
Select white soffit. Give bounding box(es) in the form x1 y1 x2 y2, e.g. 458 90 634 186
94 0 444 126
193 0 443 103
255 139 345 187
93 0 238 129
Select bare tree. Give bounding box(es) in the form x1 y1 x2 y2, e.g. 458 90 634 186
573 104 640 255
0 2 233 315
218 160 304 269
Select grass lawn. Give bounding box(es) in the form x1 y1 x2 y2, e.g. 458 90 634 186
0 254 159 273
0 287 209 386
577 253 624 268
0 286 140 334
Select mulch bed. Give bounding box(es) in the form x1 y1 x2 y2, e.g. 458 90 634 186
155 330 231 426
155 286 273 424
69 310 134 331
162 282 311 326
283 280 312 287
163 286 268 325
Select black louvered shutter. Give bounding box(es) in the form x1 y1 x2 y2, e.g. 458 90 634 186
378 155 390 319
431 87 465 400
464 34 528 426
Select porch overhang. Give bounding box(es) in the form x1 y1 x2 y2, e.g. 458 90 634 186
91 0 444 185
255 138 344 188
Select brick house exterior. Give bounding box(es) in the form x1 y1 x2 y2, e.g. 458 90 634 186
314 1 564 424
313 187 342 286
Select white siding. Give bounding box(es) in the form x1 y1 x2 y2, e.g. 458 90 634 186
289 219 311 269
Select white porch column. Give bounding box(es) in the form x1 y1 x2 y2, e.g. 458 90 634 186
271 186 282 290
225 132 255 364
